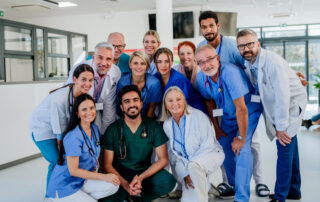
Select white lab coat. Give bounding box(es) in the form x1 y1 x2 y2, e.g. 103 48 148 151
163 107 225 183
244 48 307 141
66 61 121 134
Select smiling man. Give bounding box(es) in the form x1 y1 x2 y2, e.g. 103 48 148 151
101 85 176 202
107 32 131 75
237 29 307 202
66 42 121 133
194 44 262 202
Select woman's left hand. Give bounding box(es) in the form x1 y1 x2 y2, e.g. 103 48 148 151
231 138 245 156
103 173 120 186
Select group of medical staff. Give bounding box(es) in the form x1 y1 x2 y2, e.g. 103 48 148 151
29 10 308 202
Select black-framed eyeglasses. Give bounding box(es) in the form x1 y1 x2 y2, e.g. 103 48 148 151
197 54 218 67
237 41 257 51
113 44 125 50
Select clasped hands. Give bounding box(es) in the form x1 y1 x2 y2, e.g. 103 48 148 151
124 175 143 196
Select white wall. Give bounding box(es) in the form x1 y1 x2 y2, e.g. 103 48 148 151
0 82 62 165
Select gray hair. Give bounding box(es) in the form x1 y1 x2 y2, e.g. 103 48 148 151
160 86 190 122
195 44 217 57
94 42 114 57
236 29 258 41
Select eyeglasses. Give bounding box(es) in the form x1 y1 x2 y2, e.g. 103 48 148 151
237 41 257 51
197 54 218 67
112 44 125 50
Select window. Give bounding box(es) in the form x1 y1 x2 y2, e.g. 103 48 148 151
4 26 32 52
0 19 87 83
309 24 320 36
262 25 306 38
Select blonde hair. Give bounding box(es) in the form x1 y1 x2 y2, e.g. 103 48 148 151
129 50 150 70
160 86 190 122
143 30 161 43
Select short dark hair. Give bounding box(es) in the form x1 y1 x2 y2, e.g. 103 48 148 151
199 10 219 24
118 85 142 103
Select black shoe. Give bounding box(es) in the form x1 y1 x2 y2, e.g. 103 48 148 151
269 199 280 202
302 119 312 129
269 193 301 200
217 183 235 199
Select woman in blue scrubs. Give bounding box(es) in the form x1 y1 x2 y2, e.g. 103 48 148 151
153 48 207 114
47 94 119 201
29 64 94 196
117 51 162 118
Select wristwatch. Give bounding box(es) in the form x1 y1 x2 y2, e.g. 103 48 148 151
237 135 246 140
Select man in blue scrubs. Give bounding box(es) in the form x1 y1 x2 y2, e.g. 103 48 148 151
198 10 271 198
195 45 262 202
108 32 131 75
237 29 307 202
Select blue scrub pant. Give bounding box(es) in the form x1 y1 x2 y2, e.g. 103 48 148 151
274 135 301 202
219 112 260 202
32 134 59 196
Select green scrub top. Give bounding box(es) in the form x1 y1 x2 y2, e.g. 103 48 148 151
102 116 168 176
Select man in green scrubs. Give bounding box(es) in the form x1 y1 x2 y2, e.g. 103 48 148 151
101 85 176 202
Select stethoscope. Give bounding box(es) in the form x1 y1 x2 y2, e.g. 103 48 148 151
79 124 100 158
118 119 147 160
204 74 224 108
172 116 189 160
129 76 148 103
68 86 74 115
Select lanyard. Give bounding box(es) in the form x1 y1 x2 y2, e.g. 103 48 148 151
217 35 223 55
130 76 148 103
94 78 106 102
204 75 224 108
172 116 189 160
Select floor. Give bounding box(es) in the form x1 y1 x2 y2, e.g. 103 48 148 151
1 116 319 202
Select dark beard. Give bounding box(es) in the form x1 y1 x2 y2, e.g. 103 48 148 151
124 107 140 119
205 32 218 42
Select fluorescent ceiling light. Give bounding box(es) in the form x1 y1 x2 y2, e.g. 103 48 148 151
58 2 78 7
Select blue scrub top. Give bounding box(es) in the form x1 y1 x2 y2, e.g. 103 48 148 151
155 69 207 114
117 53 131 76
47 124 100 198
198 35 245 69
116 72 162 116
195 62 261 133
147 60 158 75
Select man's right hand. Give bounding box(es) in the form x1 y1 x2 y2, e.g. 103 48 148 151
215 127 228 140
276 130 292 146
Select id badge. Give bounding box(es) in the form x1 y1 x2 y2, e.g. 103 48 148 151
251 95 261 103
96 103 104 110
212 109 223 117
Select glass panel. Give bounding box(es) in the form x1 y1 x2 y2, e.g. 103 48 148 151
48 57 68 78
48 33 68 55
239 27 261 38
263 42 284 58
308 40 320 103
4 26 32 52
72 35 86 66
309 24 320 36
5 58 33 82
37 29 45 78
262 25 306 38
285 41 306 75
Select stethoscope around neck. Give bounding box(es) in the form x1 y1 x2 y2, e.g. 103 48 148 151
79 124 100 158
118 119 147 160
129 76 148 103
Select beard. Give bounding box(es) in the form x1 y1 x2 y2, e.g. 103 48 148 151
204 32 219 42
123 107 140 119
243 50 258 63
96 65 109 75
206 68 218 77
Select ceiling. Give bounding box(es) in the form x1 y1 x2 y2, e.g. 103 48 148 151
0 0 319 26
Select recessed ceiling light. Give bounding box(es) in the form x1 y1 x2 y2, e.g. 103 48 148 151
58 2 78 7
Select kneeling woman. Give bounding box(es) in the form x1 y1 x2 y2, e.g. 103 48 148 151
161 87 225 202
47 94 120 201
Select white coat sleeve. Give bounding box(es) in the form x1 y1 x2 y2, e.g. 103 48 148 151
268 55 290 131
163 121 189 183
50 94 68 138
